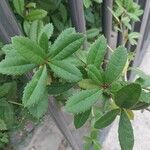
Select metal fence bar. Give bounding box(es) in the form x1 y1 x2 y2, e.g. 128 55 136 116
0 1 80 149
0 0 22 43
129 0 150 80
102 0 113 47
68 0 86 33
68 0 87 49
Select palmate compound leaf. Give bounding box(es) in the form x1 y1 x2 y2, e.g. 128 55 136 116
12 36 46 65
105 46 127 84
48 28 84 60
87 35 107 68
118 110 134 150
65 89 102 114
28 90 48 119
114 83 141 109
0 57 36 75
49 60 82 82
94 109 120 129
74 108 91 129
23 66 48 107
87 65 104 85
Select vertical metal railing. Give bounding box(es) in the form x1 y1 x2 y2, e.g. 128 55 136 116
68 0 87 49
102 0 114 47
0 0 22 43
130 0 150 80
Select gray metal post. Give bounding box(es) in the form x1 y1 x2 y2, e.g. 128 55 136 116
68 0 86 33
102 0 113 47
68 0 87 49
129 0 150 80
0 1 80 149
0 0 22 43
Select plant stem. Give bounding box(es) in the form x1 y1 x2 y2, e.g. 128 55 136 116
8 101 23 106
107 45 113 52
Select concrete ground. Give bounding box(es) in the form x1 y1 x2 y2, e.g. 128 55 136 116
15 45 150 150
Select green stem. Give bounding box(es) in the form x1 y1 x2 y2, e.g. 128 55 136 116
8 101 23 106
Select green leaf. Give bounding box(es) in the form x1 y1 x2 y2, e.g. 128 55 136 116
29 20 43 42
78 79 99 89
87 36 107 68
0 57 36 75
94 109 120 129
110 81 123 94
13 0 24 16
105 46 127 83
87 65 103 84
38 33 49 53
93 0 102 3
2 44 24 60
135 77 150 88
131 102 149 110
28 91 48 119
90 129 98 139
86 28 99 39
122 17 131 30
26 2 36 8
130 67 149 79
49 60 82 82
114 83 141 109
74 109 91 129
93 140 101 150
65 89 102 114
0 82 13 98
12 36 46 64
83 0 92 8
84 142 92 150
0 98 14 128
51 16 65 31
25 9 47 21
48 82 75 95
118 110 134 150
128 13 140 21
59 4 67 23
0 119 7 130
23 21 30 36
128 32 140 45
23 66 48 107
39 23 53 39
0 133 9 144
133 72 148 86
139 90 150 104
49 28 84 60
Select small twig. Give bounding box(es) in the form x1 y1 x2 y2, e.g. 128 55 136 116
107 45 113 52
145 108 150 112
8 101 23 106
